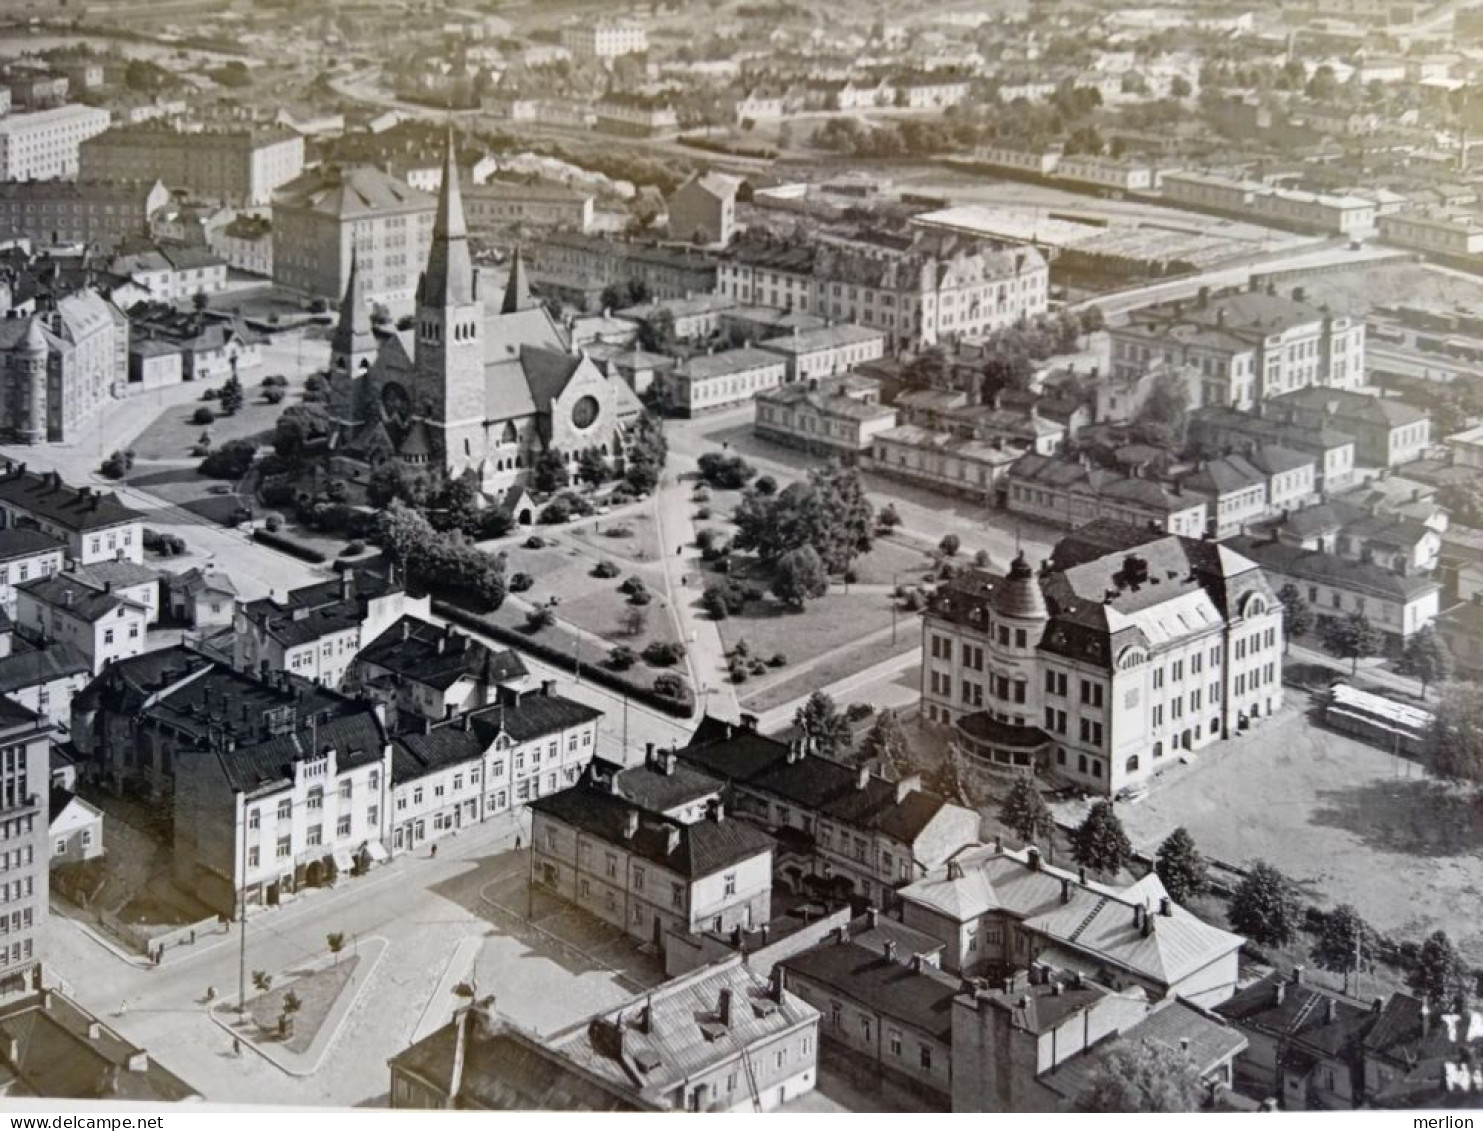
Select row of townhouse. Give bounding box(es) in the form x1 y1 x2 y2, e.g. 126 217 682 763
1160 171 1377 237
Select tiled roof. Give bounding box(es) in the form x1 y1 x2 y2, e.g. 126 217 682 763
1271 387 1430 429
217 709 386 795
1225 535 1439 602
1216 971 1375 1059
0 528 63 562
0 644 89 693
274 165 435 218
781 939 961 1041
0 468 142 533
359 615 527 694
16 576 144 623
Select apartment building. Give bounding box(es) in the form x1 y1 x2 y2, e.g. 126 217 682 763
667 348 787 416
866 425 1022 501
234 567 431 691
594 96 678 138
351 615 528 725
110 246 229 302
389 682 600 855
0 643 90 730
14 574 147 674
1108 289 1366 410
678 716 980 907
563 19 649 61
717 235 1049 349
0 529 64 617
0 179 170 252
1377 210 1483 256
0 466 145 565
754 375 898 458
1004 454 1209 538
0 698 50 993
1161 172 1376 236
669 172 740 246
527 232 718 304
0 291 128 445
391 959 817 1111
1189 406 1359 495
462 181 593 234
616 295 736 342
1264 387 1431 468
531 759 775 951
0 105 111 181
920 524 1285 796
272 165 436 314
1225 535 1440 646
80 126 305 207
758 324 886 382
208 214 273 277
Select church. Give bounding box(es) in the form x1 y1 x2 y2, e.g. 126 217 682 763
326 134 644 497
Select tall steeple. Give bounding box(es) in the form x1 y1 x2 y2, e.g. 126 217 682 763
420 126 475 308
501 245 531 314
332 251 376 361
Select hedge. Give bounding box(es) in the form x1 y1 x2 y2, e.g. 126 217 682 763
433 598 696 719
252 528 328 564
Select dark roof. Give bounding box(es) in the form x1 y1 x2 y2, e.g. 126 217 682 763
530 776 774 880
1215 972 1375 1060
359 615 528 694
0 643 89 693
240 566 404 648
16 575 143 623
0 528 64 562
392 725 483 785
217 709 386 795
0 467 142 533
781 940 960 1041
1226 535 1439 602
467 690 601 745
607 757 722 814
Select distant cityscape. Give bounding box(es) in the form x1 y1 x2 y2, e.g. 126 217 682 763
0 0 1475 1114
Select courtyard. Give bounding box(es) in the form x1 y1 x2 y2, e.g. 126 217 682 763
1111 696 1483 965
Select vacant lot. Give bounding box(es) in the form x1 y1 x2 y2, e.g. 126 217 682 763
1295 262 1483 319
1113 698 1483 964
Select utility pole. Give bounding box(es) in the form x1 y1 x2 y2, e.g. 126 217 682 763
622 694 629 765
238 795 248 1013
891 572 898 645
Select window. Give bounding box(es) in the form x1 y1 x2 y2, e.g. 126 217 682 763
277 799 291 821
337 816 351 838
307 825 322 847
889 1029 902 1056
723 872 736 896
671 883 684 909
633 866 645 892
247 846 260 868
248 808 260 830
307 787 323 811
920 1046 933 1071
276 836 291 859
1079 680 1103 707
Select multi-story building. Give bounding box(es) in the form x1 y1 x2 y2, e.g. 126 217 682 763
0 643 90 730
0 698 50 993
668 172 740 246
615 295 736 342
527 233 718 304
531 755 775 952
110 246 229 303
1189 406 1359 495
0 105 111 181
0 529 64 617
173 701 391 917
1225 535 1440 646
352 615 528 726
1377 210 1483 257
0 291 128 445
594 95 677 137
1054 155 1160 192
1161 172 1377 236
866 424 1022 501
390 958 817 1111
753 375 898 459
14 573 147 674
0 179 170 252
1004 454 1209 537
563 19 649 61
1108 289 1366 410
717 234 1049 349
208 214 273 277
667 347 787 416
234 566 431 691
920 522 1286 795
758 324 886 382
272 165 436 314
0 466 144 564
678 716 980 907
80 126 305 207
462 181 593 234
1265 387 1431 468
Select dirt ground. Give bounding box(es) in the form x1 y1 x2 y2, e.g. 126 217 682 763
1110 697 1483 965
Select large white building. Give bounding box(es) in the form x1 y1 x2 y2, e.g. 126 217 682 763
1108 288 1365 411
717 234 1049 349
921 522 1285 796
0 105 111 181
562 19 648 60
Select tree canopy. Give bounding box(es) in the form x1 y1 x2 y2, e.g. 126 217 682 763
772 545 829 609
1427 683 1483 785
1397 625 1452 695
1070 800 1132 877
1079 1038 1204 1113
857 709 910 779
998 773 1054 845
793 691 852 761
732 464 873 573
1408 929 1470 1012
1154 826 1208 904
1228 860 1300 948
1320 611 1385 674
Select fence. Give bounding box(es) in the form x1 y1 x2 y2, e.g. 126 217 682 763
97 909 228 961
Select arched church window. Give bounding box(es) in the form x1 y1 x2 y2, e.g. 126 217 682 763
502 421 518 444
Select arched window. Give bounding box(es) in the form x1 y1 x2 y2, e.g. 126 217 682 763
1153 741 1164 759
1126 755 1140 773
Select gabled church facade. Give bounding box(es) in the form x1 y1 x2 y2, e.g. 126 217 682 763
326 133 644 496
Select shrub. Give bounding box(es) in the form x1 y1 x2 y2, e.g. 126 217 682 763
265 515 282 532
201 387 220 401
509 572 534 592
692 487 710 502
652 673 686 700
593 559 621 579
619 576 647 597
251 528 325 563
768 653 787 667
264 389 286 405
693 506 712 520
628 587 653 606
100 451 131 480
524 535 546 549
643 640 686 666
199 439 256 479
844 567 858 584
525 605 556 632
973 549 992 568
262 374 288 388
607 644 638 670
703 586 730 620
192 406 215 426
903 589 923 612
754 475 777 496
729 657 749 683
749 658 767 675
539 497 572 525
340 539 367 557
939 534 961 557
604 522 634 538
846 702 874 722
695 528 719 552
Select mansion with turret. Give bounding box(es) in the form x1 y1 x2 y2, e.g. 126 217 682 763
326 134 644 495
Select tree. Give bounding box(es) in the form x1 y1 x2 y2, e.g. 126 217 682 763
1409 929 1470 1012
218 375 245 416
1320 611 1384 674
696 452 756 489
1277 583 1313 650
100 450 132 480
998 772 1054 846
199 439 256 480
1079 305 1106 335
858 709 910 778
877 503 901 531
1070 800 1132 878
1130 370 1190 450
772 545 828 609
192 406 216 426
576 448 608 487
938 534 961 557
1228 860 1300 948
1079 1038 1203 1113
732 464 874 574
638 308 678 354
252 971 273 993
927 741 979 808
1311 904 1372 994
1427 683 1483 784
192 289 210 312
280 989 303 1035
1397 625 1452 696
624 412 667 493
1170 75 1192 98
902 346 947 390
327 932 346 965
533 449 569 494
793 691 851 761
1154 827 1208 904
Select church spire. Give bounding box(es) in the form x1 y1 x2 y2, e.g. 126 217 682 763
420 125 474 308
332 250 375 358
501 245 531 314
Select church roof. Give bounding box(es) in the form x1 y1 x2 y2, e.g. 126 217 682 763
420 129 475 309
502 246 532 314
520 346 584 412
484 359 538 421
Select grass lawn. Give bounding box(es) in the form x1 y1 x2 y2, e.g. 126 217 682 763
556 585 681 651
127 391 290 461
740 634 915 714
565 512 665 565
245 956 359 1055
1115 698 1483 965
716 591 896 669
850 535 937 586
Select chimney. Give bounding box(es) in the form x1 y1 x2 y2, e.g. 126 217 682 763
708 798 725 823
1291 966 1305 985
541 679 556 697
1422 1001 1431 1035
769 966 786 1002
1026 846 1041 870
866 907 879 929
87 1021 102 1040
1133 904 1145 931
341 570 354 602
856 765 870 790
1325 998 1337 1024
63 589 72 608
1275 982 1286 1005
623 809 639 839
1160 897 1172 917
665 826 680 854
739 713 758 731
127 1051 149 1073
947 860 964 881
661 750 676 776
1060 877 1071 904
883 939 898 963
718 987 734 1028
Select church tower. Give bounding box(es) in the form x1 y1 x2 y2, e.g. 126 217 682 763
411 128 485 474
329 252 378 429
